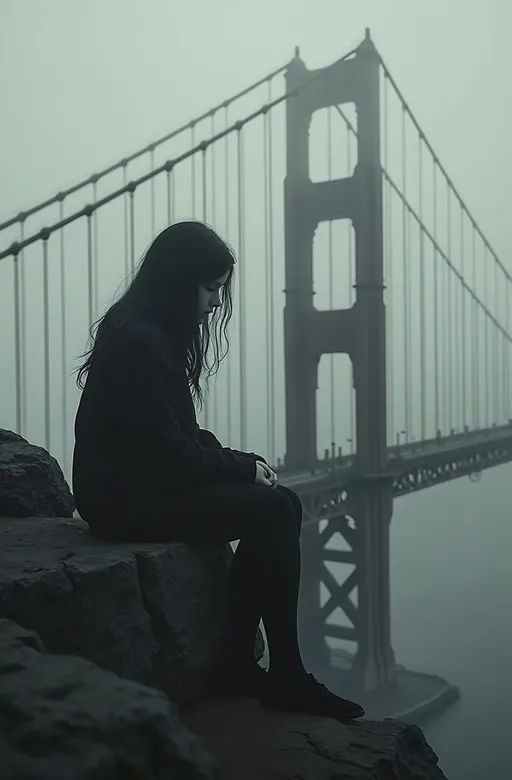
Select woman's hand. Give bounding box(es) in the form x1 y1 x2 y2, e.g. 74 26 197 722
254 460 278 488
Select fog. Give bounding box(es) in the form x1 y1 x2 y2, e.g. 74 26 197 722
1 1 511 777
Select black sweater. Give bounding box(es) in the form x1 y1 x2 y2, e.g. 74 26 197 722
72 320 258 514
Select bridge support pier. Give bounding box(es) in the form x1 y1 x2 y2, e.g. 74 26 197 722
350 478 396 692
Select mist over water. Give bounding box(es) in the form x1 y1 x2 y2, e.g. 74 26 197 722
391 465 511 779
1 2 511 778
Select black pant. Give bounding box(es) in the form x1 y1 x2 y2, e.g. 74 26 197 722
86 483 305 675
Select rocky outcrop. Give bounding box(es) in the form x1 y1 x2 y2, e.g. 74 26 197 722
0 429 74 518
0 433 448 780
183 697 448 780
0 515 264 705
0 619 219 780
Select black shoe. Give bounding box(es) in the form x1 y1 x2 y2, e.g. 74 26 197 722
260 670 365 721
208 656 269 698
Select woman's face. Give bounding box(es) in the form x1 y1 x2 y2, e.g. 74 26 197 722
197 270 229 323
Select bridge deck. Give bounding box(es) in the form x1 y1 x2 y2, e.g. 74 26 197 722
277 423 512 495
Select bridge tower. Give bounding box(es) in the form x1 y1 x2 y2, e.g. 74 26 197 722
283 31 396 694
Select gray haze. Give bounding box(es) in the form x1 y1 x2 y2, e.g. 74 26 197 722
1 2 511 777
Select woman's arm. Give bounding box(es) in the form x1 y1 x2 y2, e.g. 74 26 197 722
197 427 268 465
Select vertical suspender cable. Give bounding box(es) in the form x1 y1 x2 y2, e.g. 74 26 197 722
401 108 410 441
383 74 393 445
493 256 499 423
505 269 510 421
501 269 507 423
42 235 51 451
92 180 99 322
459 206 466 429
471 227 479 428
237 124 247 450
86 215 94 334
348 132 355 450
122 164 130 283
418 135 426 442
13 251 22 435
267 80 276 465
129 188 136 277
446 185 453 431
224 105 232 446
166 164 175 224
201 143 210 430
483 246 490 427
327 108 335 450
19 220 27 435
210 112 219 434
59 200 68 470
150 146 156 236
263 104 272 462
191 123 196 216
432 162 440 435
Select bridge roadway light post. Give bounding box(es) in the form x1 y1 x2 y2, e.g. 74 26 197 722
283 31 397 694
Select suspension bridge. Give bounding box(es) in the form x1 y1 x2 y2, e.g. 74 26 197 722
1 29 511 716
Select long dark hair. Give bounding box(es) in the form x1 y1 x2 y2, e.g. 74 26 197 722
75 220 236 404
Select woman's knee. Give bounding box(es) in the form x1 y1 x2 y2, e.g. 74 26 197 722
250 485 299 537
275 485 303 536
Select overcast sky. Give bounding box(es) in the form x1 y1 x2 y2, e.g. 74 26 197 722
1 0 511 265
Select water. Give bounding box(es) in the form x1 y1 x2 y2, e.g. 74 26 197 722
390 464 511 778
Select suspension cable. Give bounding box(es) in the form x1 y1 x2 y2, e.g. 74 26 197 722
378 57 512 289
3 44 361 264
383 169 512 343
0 62 290 233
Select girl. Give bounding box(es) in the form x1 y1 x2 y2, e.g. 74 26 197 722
72 220 364 721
